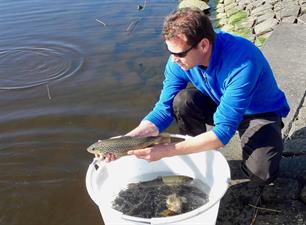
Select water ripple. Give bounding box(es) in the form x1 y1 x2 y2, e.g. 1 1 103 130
0 43 84 90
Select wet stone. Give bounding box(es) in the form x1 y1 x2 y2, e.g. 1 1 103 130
301 185 306 204
262 178 300 202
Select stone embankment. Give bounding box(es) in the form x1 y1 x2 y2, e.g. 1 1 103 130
215 0 306 46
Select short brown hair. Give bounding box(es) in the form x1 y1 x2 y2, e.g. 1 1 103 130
162 8 215 46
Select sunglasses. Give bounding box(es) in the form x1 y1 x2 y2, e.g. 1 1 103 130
168 42 199 58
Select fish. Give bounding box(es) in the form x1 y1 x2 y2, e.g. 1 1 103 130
159 193 187 217
127 175 193 189
161 175 193 185
87 133 184 158
166 193 185 213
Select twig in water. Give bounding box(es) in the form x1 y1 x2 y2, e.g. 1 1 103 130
126 18 141 34
250 210 258 225
96 19 106 26
46 84 52 100
143 0 147 9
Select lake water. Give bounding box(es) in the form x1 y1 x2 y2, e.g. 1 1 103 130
0 1 179 224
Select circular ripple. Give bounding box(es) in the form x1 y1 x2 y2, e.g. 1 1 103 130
0 44 84 90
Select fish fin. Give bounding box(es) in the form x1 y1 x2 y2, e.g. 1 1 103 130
158 133 171 144
159 209 177 217
159 133 185 143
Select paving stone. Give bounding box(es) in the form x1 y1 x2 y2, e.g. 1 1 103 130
262 24 306 131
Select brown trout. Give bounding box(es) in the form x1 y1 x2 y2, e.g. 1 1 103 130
87 133 184 158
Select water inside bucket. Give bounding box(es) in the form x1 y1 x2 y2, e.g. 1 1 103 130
111 174 210 218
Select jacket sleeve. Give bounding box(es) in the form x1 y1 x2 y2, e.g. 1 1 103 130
144 57 189 132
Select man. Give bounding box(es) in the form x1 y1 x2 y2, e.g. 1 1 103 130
104 8 289 207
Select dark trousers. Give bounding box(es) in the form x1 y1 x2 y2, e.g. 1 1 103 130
173 88 284 185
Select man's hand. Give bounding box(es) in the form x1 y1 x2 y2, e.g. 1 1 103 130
95 152 117 162
127 143 174 162
94 135 123 162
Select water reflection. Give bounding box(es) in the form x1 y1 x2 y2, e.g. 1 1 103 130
0 0 177 224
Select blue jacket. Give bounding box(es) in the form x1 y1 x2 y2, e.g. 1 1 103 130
144 31 290 145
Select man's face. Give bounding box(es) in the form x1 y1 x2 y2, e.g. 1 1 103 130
165 35 202 70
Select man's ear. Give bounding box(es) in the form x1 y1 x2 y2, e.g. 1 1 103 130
199 38 210 52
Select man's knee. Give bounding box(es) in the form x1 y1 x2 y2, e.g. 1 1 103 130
173 89 196 114
241 148 282 185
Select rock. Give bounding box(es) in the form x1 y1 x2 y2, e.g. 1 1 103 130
266 0 280 5
301 185 306 204
245 2 256 12
255 31 273 46
262 178 300 202
178 0 210 11
217 180 306 225
288 106 306 137
300 4 306 16
298 13 306 23
280 4 301 19
216 6 225 14
284 138 306 153
279 157 306 180
224 2 237 11
216 182 262 225
224 0 236 6
299 0 306 4
227 7 243 18
239 16 256 27
254 201 306 225
251 4 273 17
216 12 227 20
221 24 235 32
254 0 266 8
228 10 248 25
256 12 276 24
254 18 278 36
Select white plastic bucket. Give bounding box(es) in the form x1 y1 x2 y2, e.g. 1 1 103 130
86 134 230 225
